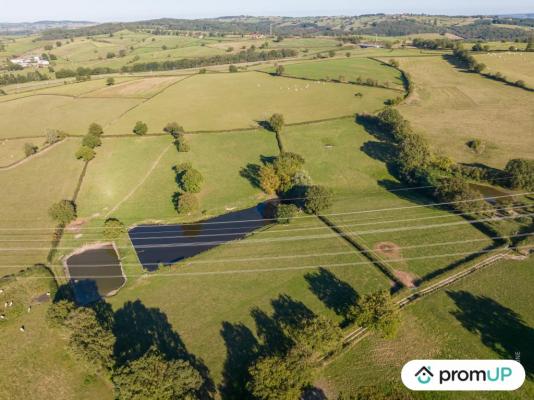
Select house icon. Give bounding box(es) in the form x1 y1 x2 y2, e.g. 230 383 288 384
415 366 433 384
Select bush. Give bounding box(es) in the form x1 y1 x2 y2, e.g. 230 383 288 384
304 185 333 214
180 168 203 193
351 290 400 338
173 192 199 214
505 159 534 190
259 164 280 195
82 134 102 148
133 121 148 135
48 200 77 225
269 113 285 133
112 348 202 400
46 299 76 326
275 65 285 76
106 77 115 85
88 122 104 136
229 64 238 73
275 203 299 224
173 133 190 152
75 146 96 161
103 218 125 240
466 138 485 154
45 129 67 144
66 308 115 371
163 122 184 137
24 143 38 157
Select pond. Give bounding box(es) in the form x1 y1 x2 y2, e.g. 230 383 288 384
65 243 126 304
129 203 272 271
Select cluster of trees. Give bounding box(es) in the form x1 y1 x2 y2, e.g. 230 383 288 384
505 159 534 191
164 122 189 152
55 66 117 80
173 162 202 214
452 47 486 73
374 108 493 215
46 299 203 399
0 70 49 86
23 142 38 157
75 123 103 161
412 37 456 50
121 48 297 73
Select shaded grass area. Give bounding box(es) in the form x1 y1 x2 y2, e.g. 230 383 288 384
321 258 534 399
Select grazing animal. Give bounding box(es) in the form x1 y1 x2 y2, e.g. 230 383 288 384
0 289 4 294
8 301 13 307
46 292 50 297
27 306 31 313
0 314 5 320
20 326 25 332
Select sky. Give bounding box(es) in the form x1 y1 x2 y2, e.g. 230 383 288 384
1 0 533 23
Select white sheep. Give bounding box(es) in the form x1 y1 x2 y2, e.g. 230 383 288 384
20 326 25 332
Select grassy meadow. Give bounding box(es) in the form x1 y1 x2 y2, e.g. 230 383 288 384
265 57 405 89
320 258 534 399
392 55 534 169
281 118 494 283
475 51 534 88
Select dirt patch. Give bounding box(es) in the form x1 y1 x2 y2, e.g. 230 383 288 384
65 218 88 233
374 241 402 259
393 269 418 288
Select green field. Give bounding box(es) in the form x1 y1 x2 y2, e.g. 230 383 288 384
107 72 395 133
475 52 534 88
281 118 494 283
266 57 405 89
393 55 534 169
0 139 84 277
0 267 113 400
321 258 534 399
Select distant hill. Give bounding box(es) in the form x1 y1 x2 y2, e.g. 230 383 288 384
0 20 95 35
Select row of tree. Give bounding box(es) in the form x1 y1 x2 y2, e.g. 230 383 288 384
75 123 104 161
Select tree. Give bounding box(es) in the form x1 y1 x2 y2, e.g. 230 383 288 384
328 50 336 57
273 152 306 192
163 122 184 138
275 65 285 76
112 348 202 400
259 164 280 195
352 290 400 338
45 129 67 144
82 134 102 148
106 77 115 85
75 146 96 161
103 218 126 240
133 121 148 135
88 122 104 136
173 192 199 214
505 159 534 190
247 350 311 400
389 59 399 68
174 133 190 152
434 177 491 214
275 203 298 224
269 113 285 133
48 200 76 225
304 185 333 214
180 168 203 193
66 307 115 371
24 143 38 157
397 133 432 181
229 64 238 73
526 36 534 52
290 315 342 362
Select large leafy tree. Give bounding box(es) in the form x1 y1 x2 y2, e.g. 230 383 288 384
48 200 77 225
303 185 333 214
269 113 285 134
113 349 202 400
352 290 400 338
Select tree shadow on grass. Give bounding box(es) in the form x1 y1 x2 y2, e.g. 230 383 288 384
219 322 259 400
448 291 534 377
113 300 215 398
239 163 261 189
305 268 358 326
220 294 317 398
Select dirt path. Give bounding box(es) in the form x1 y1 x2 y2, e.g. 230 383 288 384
105 142 172 218
0 140 64 171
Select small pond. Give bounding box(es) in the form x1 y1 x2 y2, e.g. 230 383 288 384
129 203 272 271
65 244 126 304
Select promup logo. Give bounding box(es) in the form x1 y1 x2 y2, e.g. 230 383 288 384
415 366 433 384
402 360 525 391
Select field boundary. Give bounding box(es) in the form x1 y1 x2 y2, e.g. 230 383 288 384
0 139 64 171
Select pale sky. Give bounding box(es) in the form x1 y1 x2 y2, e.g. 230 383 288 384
1 0 532 23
